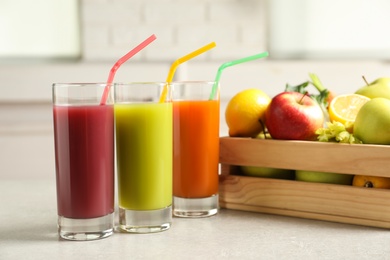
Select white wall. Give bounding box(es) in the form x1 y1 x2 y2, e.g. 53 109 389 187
80 0 266 62
1 0 390 179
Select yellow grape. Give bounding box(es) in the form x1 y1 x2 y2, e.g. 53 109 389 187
316 121 361 144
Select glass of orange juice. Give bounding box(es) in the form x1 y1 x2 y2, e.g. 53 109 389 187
114 82 173 233
171 81 220 217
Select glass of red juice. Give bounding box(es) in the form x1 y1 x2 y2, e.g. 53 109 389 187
52 83 115 241
171 81 220 218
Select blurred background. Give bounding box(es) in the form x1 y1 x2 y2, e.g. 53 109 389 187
1 0 390 179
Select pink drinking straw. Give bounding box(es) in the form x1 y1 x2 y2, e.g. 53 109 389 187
100 34 157 105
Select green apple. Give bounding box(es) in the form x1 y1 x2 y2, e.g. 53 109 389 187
241 166 295 180
355 77 390 99
353 98 390 144
295 170 353 185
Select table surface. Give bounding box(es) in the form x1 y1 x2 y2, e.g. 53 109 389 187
1 179 390 260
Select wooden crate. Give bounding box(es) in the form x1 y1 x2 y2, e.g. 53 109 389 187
218 137 390 229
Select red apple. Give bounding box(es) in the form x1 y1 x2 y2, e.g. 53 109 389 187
265 91 324 140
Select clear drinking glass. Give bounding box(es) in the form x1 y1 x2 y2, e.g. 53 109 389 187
171 81 220 217
52 83 115 241
114 82 173 233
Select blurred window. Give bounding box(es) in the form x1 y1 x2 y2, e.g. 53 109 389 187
268 0 390 59
0 0 80 61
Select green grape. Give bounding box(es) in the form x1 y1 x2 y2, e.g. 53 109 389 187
315 121 362 144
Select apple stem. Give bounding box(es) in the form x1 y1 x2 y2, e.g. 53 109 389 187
362 75 369 86
298 92 309 104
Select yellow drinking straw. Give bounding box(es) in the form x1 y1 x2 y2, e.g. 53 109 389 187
159 42 216 103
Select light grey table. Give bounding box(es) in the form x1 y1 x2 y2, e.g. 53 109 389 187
1 179 389 260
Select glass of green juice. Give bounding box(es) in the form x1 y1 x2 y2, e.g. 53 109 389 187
114 82 172 233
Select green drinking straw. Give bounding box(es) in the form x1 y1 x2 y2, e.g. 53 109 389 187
100 34 157 105
209 51 269 100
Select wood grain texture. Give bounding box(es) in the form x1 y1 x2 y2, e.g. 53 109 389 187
218 137 390 229
219 137 390 177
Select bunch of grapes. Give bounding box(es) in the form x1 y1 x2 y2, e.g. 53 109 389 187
316 121 362 144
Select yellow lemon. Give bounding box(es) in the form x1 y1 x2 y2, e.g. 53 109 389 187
328 94 370 131
225 88 271 137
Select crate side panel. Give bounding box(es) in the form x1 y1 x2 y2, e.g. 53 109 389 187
220 203 390 229
219 175 390 223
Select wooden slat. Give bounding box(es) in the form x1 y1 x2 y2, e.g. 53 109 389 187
219 137 390 177
219 174 390 229
219 202 390 229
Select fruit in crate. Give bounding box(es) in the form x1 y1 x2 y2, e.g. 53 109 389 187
239 129 294 179
352 175 390 189
225 88 271 137
316 121 361 144
241 166 295 180
265 91 324 141
285 73 332 122
353 98 390 145
295 170 353 185
328 94 370 132
355 77 390 100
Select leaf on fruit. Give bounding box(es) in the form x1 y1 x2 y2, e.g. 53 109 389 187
285 81 310 93
315 121 362 144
